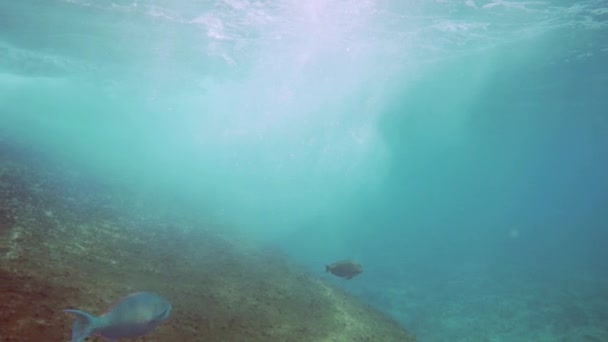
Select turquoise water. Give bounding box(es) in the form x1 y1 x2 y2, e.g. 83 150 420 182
1 1 607 340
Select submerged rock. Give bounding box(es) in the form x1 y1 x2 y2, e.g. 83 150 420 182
0 141 416 341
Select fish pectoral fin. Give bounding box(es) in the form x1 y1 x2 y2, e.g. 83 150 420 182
151 306 171 323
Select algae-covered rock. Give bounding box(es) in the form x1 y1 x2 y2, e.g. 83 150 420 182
0 142 416 341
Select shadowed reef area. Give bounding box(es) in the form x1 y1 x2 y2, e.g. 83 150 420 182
0 140 416 342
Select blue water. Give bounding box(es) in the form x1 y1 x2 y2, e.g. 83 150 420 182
1 1 607 341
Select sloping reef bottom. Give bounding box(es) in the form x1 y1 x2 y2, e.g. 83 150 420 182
0 139 416 342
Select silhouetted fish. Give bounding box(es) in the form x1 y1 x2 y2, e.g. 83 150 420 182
326 260 363 279
64 291 171 342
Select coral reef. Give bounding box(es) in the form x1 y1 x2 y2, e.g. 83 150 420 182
353 268 608 341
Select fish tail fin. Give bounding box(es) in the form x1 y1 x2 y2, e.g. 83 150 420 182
63 309 99 342
325 265 331 272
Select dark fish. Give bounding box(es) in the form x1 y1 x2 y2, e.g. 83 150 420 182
325 260 363 279
64 292 171 342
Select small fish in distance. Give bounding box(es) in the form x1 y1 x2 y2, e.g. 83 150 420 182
64 291 172 342
326 260 363 279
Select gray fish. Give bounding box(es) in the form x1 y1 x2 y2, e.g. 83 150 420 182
326 260 363 279
64 291 171 342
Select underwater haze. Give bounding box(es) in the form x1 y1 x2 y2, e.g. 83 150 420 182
1 0 608 341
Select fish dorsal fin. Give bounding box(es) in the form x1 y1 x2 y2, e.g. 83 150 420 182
64 309 99 342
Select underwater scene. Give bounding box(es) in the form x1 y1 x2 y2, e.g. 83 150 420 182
1 1 607 341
